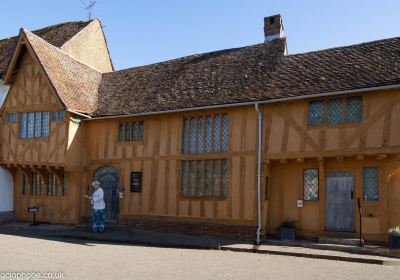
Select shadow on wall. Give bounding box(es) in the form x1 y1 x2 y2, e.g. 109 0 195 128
0 168 13 212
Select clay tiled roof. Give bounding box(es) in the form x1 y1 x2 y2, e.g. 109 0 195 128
22 30 102 114
94 36 400 117
0 21 91 79
95 39 287 116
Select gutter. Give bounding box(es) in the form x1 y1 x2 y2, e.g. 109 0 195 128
67 109 92 119
255 103 263 245
84 83 400 121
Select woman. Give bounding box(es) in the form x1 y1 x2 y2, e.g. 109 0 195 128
85 181 106 233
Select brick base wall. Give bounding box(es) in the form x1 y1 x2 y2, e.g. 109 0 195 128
119 217 257 240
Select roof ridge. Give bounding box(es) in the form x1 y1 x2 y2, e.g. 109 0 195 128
21 28 101 74
286 35 400 57
105 38 286 74
0 20 93 43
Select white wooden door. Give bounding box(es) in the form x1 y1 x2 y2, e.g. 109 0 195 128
326 171 354 232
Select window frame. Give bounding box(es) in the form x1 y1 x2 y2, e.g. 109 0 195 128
303 168 319 201
19 111 50 139
118 120 145 143
307 95 363 128
182 112 229 155
180 158 229 200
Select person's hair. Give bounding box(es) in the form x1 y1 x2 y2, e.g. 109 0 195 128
92 181 101 187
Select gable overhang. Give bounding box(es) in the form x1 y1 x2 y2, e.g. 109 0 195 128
1 30 68 114
86 83 400 121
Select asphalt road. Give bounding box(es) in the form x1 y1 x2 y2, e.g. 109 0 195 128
0 234 398 280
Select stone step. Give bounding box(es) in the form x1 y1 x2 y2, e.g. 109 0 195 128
318 236 364 246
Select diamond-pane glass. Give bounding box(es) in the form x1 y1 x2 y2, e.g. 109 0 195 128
221 159 228 197
181 161 188 196
197 117 204 153
308 101 325 126
221 113 229 152
22 174 27 195
138 121 144 140
189 117 196 153
363 167 379 201
304 168 319 201
213 115 221 152
34 112 42 137
327 98 343 125
62 174 67 196
205 115 212 153
205 160 211 196
132 122 137 141
42 112 49 137
197 161 203 196
27 112 34 138
182 118 189 153
189 160 196 196
213 159 220 197
19 113 27 139
118 123 124 142
346 96 362 123
125 122 131 141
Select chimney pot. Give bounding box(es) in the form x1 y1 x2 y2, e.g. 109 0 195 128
264 14 284 42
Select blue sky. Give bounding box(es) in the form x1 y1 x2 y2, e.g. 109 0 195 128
1 1 400 70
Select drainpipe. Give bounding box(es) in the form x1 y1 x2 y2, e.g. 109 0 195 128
255 103 263 245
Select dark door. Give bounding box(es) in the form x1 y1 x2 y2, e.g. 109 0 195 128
325 171 354 232
93 166 120 222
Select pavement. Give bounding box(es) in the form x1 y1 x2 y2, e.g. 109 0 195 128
1 234 399 280
0 222 399 266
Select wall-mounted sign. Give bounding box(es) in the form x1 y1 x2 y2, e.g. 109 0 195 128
297 200 304 208
28 207 39 213
130 172 142 192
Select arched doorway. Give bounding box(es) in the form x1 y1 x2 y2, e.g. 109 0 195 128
93 166 120 222
326 171 354 232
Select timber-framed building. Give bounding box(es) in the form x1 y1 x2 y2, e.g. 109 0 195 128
1 15 400 243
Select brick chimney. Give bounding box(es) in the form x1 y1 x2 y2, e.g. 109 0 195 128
264 14 284 42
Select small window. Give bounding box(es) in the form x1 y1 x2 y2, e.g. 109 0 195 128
22 174 27 195
61 174 67 196
130 172 142 192
52 111 65 121
181 159 228 198
363 167 379 201
308 101 325 126
6 113 18 123
118 121 144 142
308 96 362 126
304 168 319 201
31 173 45 196
47 174 59 196
346 96 362 123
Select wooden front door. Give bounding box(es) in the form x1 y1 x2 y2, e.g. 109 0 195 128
325 171 354 232
93 166 120 222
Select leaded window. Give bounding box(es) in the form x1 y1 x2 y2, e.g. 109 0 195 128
346 96 362 123
304 168 319 201
61 174 67 196
327 98 343 125
19 111 50 139
47 174 59 196
182 113 229 154
6 113 18 123
118 121 144 142
181 159 228 198
52 111 65 121
308 96 362 126
22 174 27 195
308 101 325 126
363 167 379 201
31 173 45 196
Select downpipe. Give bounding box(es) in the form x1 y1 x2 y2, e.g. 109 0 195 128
255 103 263 245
